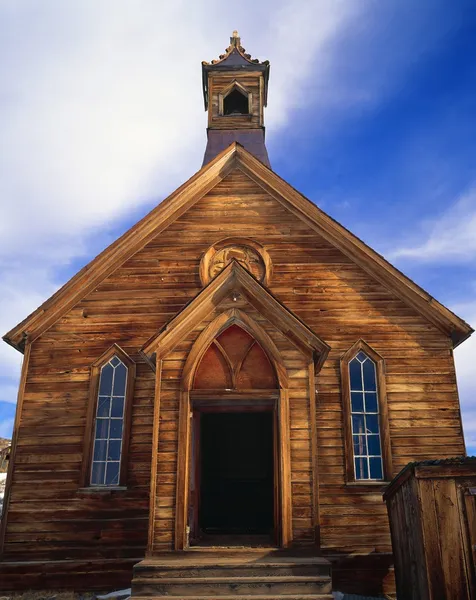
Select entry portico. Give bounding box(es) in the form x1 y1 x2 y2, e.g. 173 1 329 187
141 261 330 553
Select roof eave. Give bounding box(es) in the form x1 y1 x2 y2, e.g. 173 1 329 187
3 142 241 352
3 141 473 353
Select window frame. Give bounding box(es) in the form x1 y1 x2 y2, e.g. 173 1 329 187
80 344 135 488
340 340 392 483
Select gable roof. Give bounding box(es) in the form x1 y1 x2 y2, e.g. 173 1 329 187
3 142 473 352
141 260 330 373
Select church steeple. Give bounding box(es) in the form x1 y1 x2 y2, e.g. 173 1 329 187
202 32 271 167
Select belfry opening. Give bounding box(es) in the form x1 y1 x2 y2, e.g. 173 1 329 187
223 87 249 115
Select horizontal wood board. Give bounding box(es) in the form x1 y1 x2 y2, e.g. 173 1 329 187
208 72 263 129
2 169 465 594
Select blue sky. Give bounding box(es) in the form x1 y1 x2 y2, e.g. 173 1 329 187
0 1 475 453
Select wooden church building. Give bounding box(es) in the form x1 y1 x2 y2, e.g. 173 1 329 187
0 33 473 598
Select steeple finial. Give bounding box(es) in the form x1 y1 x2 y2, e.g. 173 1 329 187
230 30 241 47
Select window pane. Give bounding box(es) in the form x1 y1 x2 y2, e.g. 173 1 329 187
353 435 367 456
364 392 378 413
352 414 365 434
351 392 364 412
113 363 127 396
111 397 124 418
97 396 111 417
91 354 129 487
367 435 381 455
355 457 369 480
366 414 380 434
348 349 384 482
363 359 377 391
99 364 114 396
105 462 120 485
95 418 109 439
349 360 362 390
109 419 123 439
93 439 107 461
91 461 106 485
108 439 122 461
369 457 383 480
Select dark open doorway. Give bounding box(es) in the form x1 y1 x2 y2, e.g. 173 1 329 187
194 411 275 545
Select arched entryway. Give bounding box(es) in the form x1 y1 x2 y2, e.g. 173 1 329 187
191 324 278 546
175 310 292 550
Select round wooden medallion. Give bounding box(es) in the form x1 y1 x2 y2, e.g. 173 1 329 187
200 238 271 286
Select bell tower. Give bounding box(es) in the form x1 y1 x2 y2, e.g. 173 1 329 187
202 32 271 167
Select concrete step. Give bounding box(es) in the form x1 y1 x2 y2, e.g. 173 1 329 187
133 575 332 596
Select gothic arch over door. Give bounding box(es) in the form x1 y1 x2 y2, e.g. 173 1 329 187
174 309 292 550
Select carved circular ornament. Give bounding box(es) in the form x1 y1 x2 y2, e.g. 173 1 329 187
200 238 271 286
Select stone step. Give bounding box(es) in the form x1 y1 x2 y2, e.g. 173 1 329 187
132 575 332 596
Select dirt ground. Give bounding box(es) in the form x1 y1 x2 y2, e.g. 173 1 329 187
0 592 100 600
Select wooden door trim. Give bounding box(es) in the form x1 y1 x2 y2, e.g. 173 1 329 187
146 359 163 555
190 400 279 547
190 411 201 545
174 311 293 550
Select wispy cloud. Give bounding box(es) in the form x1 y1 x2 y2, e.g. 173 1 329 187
390 186 476 263
0 382 20 405
0 0 473 440
0 0 371 435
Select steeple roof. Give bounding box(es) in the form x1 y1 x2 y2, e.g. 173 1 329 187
202 31 270 110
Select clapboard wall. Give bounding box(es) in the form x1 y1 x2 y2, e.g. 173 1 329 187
1 169 465 594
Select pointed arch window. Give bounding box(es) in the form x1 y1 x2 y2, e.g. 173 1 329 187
341 341 392 482
80 345 135 488
193 324 277 391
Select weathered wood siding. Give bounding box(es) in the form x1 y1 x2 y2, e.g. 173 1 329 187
1 168 465 593
208 72 263 128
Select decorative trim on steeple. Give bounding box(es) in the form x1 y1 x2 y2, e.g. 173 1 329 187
202 31 270 110
202 30 269 67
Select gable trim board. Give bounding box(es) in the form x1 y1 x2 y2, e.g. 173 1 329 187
3 143 473 352
141 259 330 370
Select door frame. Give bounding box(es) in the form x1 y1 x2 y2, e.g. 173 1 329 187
174 311 292 550
189 398 280 546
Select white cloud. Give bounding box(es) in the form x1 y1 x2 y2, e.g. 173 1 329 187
452 301 476 452
0 0 471 449
0 384 20 406
0 0 367 333
390 186 476 263
0 0 371 422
